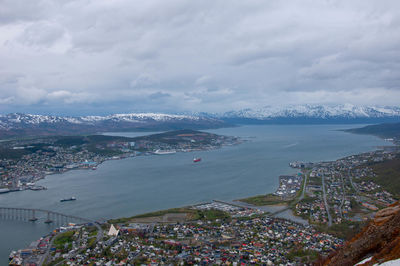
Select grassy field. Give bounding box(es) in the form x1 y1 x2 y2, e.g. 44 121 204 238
239 193 289 206
287 248 320 264
54 230 75 249
194 209 231 221
315 220 367 240
241 172 308 206
108 208 191 224
109 207 230 224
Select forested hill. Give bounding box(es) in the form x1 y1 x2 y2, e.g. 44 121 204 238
346 123 400 140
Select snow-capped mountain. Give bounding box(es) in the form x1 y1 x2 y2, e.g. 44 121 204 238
0 113 225 138
0 113 208 128
1 104 400 138
80 113 201 123
219 104 400 120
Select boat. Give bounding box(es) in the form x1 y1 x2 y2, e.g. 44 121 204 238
60 197 76 202
29 186 47 191
154 149 176 155
193 157 202 163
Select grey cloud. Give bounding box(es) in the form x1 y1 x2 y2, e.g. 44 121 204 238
0 0 400 114
195 75 212 86
149 91 171 99
0 0 50 24
17 21 65 47
130 74 159 88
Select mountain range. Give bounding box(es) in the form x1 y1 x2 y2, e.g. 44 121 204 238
1 104 400 138
214 104 400 124
0 113 226 138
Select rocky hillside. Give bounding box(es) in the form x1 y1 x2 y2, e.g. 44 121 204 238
319 202 400 266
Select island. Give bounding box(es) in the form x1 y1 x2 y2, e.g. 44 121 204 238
0 129 241 193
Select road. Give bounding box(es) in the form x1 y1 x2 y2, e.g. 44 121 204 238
322 174 333 226
349 170 361 202
95 222 103 242
338 175 345 219
299 170 308 201
39 221 103 266
38 236 55 266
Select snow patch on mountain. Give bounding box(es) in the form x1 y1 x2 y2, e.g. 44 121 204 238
220 104 400 119
1 105 399 131
0 112 210 130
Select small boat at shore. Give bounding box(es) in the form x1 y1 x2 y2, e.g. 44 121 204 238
60 197 76 202
193 157 201 163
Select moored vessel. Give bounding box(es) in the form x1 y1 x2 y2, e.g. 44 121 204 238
154 149 177 155
60 197 76 202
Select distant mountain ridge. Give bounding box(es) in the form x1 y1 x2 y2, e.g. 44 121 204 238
213 104 400 124
1 104 400 138
0 113 227 138
0 113 203 128
219 104 400 119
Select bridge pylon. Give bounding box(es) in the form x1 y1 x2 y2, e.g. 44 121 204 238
44 212 53 224
29 209 38 222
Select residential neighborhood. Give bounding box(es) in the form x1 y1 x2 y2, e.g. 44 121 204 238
292 148 399 225
10 202 342 265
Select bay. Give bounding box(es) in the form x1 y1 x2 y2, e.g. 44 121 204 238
0 124 391 261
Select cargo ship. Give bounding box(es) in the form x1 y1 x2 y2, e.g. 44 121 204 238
60 197 76 202
154 149 176 155
193 157 201 163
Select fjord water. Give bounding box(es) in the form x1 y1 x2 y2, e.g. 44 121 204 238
0 125 391 260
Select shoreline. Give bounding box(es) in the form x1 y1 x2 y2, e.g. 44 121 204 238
4 132 393 222
3 127 398 260
233 141 398 225
2 136 243 195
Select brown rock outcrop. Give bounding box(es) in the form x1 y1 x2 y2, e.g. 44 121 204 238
318 201 400 266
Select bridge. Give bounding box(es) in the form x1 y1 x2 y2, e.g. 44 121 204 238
0 207 92 225
1 207 104 266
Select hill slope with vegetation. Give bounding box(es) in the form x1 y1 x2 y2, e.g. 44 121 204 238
346 122 400 139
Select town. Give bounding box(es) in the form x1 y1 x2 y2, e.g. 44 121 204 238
236 146 400 240
7 145 400 265
9 201 342 265
291 147 399 228
0 130 241 194
4 132 400 265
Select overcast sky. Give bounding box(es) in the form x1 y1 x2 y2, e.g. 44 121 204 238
0 0 399 115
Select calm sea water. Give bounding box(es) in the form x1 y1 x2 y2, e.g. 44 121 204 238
0 125 391 261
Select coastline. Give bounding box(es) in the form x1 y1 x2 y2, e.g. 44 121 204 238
4 126 394 221
3 124 398 262
235 138 398 225
2 135 243 196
